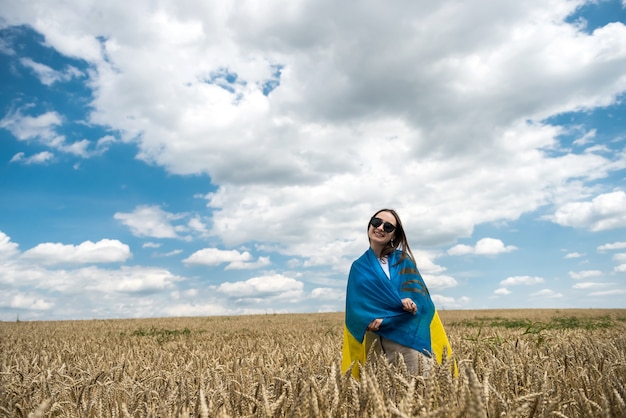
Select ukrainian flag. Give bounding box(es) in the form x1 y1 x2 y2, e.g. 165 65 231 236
342 248 455 378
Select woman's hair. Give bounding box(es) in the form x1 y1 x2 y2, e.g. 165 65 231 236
369 208 415 265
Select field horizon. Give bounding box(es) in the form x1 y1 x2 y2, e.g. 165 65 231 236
3 307 626 324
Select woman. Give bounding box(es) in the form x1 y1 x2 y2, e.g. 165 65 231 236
342 209 453 377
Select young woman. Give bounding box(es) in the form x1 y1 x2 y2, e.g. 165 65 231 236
342 209 453 377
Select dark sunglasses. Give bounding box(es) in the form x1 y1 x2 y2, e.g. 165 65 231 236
370 217 396 233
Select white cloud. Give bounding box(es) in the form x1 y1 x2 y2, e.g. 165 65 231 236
6 264 182 295
183 248 270 270
217 274 304 302
163 302 233 317
615 264 626 273
0 258 186 319
0 109 63 142
494 288 512 295
114 205 187 239
572 282 613 290
448 238 517 256
0 107 106 158
1 1 626 318
430 295 470 309
188 217 209 236
0 291 54 310
0 231 19 260
500 276 544 286
531 289 564 298
10 151 55 164
414 251 448 275
568 270 603 280
1 0 623 264
598 242 626 251
21 239 131 265
226 256 271 270
87 266 181 294
564 252 584 259
589 289 626 297
572 128 596 147
423 274 458 290
186 248 250 265
161 249 183 257
0 34 15 55
550 191 626 231
19 57 83 85
310 287 344 301
612 253 626 262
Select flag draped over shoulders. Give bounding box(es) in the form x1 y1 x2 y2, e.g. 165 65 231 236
342 248 454 378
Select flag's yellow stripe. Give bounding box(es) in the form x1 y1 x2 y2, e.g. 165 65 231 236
341 323 366 378
430 310 458 376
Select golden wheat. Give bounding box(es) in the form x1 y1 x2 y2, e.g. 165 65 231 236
1 310 625 417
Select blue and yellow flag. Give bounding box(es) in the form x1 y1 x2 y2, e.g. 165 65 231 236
342 248 454 378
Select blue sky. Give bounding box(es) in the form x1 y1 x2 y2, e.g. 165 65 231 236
1 0 625 321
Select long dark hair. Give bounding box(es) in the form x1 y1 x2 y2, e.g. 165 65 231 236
369 208 415 265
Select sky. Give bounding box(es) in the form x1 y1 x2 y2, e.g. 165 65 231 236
1 0 625 321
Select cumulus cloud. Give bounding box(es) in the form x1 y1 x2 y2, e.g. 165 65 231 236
19 57 83 85
163 302 234 318
500 276 544 286
0 109 63 142
1 0 626 318
598 242 626 251
430 295 470 309
550 191 626 231
184 248 249 265
0 107 107 158
0 255 186 319
183 248 271 270
494 288 512 295
217 274 304 302
10 151 55 164
572 282 613 290
310 287 344 301
5 264 180 294
572 128 597 147
187 217 210 237
0 231 19 260
531 289 563 298
226 256 271 270
0 291 54 310
1 0 622 258
21 239 131 265
423 274 458 290
86 266 181 294
114 205 188 239
589 289 626 296
448 238 518 256
612 253 626 262
564 252 584 259
413 252 448 275
568 270 603 280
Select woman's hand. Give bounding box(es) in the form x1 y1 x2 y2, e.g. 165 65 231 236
401 298 417 314
367 318 383 331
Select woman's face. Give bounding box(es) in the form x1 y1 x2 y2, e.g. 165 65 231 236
368 211 397 248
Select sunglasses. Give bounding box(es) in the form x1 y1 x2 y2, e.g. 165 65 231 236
370 217 396 233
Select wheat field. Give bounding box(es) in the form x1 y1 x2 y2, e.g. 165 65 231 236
1 309 625 417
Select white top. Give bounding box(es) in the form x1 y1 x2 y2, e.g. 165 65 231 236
378 256 390 279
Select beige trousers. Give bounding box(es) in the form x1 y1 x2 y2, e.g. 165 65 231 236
366 331 431 375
